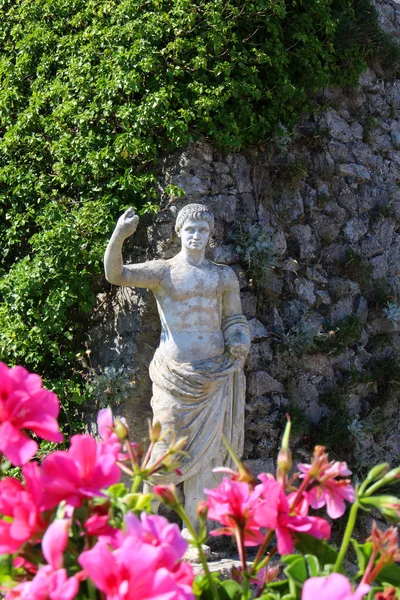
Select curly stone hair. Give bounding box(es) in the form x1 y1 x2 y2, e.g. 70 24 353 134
175 203 215 235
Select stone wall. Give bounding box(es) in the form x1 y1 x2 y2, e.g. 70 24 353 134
87 0 400 471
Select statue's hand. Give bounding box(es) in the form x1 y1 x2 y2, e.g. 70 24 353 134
115 207 139 239
230 343 249 361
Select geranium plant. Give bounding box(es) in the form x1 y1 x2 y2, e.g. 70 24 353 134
0 361 400 600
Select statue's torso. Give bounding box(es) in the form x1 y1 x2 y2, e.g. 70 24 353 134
153 259 226 362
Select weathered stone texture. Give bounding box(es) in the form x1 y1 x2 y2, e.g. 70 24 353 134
87 0 400 470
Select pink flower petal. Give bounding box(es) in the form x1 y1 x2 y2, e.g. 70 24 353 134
302 574 369 600
276 525 295 555
97 408 114 441
0 421 37 465
42 519 70 569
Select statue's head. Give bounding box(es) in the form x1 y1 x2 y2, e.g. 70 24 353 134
175 203 215 235
175 203 214 251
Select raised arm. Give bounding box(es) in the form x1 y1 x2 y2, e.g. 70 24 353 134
104 208 163 289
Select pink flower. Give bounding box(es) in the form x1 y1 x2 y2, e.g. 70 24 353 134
302 573 370 600
39 434 121 510
97 408 128 460
42 519 70 570
298 449 355 518
85 512 124 549
125 513 188 568
172 562 194 588
5 519 78 600
79 538 194 600
258 475 331 555
205 477 279 546
97 409 142 465
97 408 118 444
253 476 282 529
0 463 46 553
13 557 37 576
4 565 79 600
0 363 63 465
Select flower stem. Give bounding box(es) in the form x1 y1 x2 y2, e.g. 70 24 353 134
361 547 378 585
289 473 312 511
362 479 386 497
116 461 134 477
131 474 143 493
234 528 250 600
125 438 138 471
255 546 277 572
177 507 219 600
252 530 273 571
365 556 386 584
87 578 97 600
141 440 155 469
235 527 248 573
333 500 359 572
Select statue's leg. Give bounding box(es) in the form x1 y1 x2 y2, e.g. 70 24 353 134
183 468 220 529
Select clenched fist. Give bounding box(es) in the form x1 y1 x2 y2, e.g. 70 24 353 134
115 207 139 239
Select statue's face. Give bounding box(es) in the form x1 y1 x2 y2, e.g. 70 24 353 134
179 218 211 250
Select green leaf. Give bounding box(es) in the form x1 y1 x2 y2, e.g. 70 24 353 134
295 533 338 567
376 564 400 586
0 555 13 587
219 580 244 600
304 555 320 578
350 539 373 576
284 555 322 585
281 554 302 567
198 587 216 600
0 555 12 576
265 579 289 592
350 539 400 585
107 483 129 498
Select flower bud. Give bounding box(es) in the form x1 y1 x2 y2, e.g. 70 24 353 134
361 496 400 524
365 463 389 484
153 484 180 508
231 565 243 584
281 413 291 449
376 586 397 600
114 418 129 441
170 436 188 453
238 462 258 486
276 415 292 483
380 466 400 486
277 448 292 474
197 500 208 520
148 421 162 443
251 565 280 586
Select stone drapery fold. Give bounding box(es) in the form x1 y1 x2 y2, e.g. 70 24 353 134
149 316 249 485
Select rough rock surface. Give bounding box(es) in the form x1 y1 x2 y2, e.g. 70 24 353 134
87 0 400 473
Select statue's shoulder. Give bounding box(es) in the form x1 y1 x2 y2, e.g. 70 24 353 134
144 258 171 278
209 262 239 290
146 258 169 269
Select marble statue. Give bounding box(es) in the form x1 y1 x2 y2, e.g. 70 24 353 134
104 203 251 522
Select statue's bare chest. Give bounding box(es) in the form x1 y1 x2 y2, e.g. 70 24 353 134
159 264 222 301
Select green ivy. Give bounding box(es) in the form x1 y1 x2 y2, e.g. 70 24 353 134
0 0 368 419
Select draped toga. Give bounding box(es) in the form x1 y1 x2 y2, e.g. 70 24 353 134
148 315 250 518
